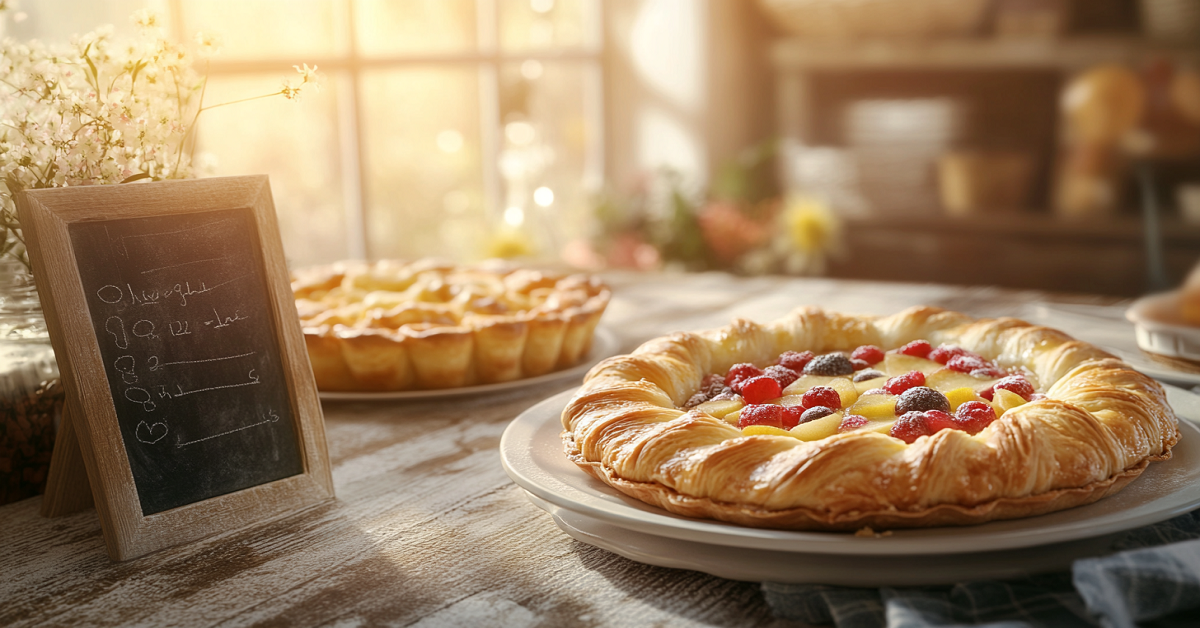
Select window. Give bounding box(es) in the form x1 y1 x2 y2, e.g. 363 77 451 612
12 0 605 268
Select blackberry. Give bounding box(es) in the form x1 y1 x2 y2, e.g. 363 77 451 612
802 352 854 376
799 406 836 424
853 369 886 383
894 386 951 415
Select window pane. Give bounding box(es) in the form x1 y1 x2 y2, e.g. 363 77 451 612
176 0 344 59
356 0 476 57
499 0 596 52
195 74 348 267
498 61 596 257
360 68 484 260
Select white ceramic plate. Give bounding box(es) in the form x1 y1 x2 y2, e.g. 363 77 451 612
319 327 618 401
500 386 1200 557
524 490 1122 585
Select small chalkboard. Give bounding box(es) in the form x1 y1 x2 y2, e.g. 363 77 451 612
17 176 333 560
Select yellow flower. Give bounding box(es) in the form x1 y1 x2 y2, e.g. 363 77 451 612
484 229 535 259
783 195 839 255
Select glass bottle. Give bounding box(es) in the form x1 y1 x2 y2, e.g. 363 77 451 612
0 259 63 505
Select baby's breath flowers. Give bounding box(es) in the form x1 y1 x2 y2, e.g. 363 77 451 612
0 8 319 272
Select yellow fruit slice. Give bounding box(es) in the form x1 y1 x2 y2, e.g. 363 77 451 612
866 419 896 434
879 354 942 377
854 376 888 394
992 388 1028 416
847 393 897 420
926 368 997 393
782 374 840 396
827 377 860 408
944 386 985 410
695 397 745 418
789 412 843 441
742 425 798 438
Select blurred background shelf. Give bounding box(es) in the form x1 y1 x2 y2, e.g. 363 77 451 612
830 213 1200 296
772 37 1200 72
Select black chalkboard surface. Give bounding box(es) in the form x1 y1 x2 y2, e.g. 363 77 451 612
69 208 303 515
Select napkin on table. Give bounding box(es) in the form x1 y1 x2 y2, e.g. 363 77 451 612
761 510 1200 628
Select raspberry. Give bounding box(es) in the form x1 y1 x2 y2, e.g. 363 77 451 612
980 386 995 401
803 353 855 376
739 404 783 429
884 370 926 395
894 386 951 414
946 354 989 374
725 363 763 390
923 409 955 433
954 401 997 434
838 414 870 433
763 365 799 389
994 375 1034 401
853 369 886 383
897 340 932 358
971 367 1005 378
800 406 836 424
778 350 815 373
782 406 806 429
851 358 871 371
740 375 782 404
890 412 931 443
851 345 885 365
929 345 970 365
802 386 843 410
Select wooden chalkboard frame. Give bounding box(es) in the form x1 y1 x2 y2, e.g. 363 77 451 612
17 176 334 560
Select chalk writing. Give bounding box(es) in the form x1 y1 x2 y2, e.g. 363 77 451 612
72 207 302 515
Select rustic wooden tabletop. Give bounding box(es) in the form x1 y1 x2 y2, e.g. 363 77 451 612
0 272 1141 627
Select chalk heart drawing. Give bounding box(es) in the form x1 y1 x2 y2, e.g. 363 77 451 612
135 421 168 445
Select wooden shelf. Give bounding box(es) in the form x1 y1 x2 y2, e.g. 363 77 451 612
771 37 1200 72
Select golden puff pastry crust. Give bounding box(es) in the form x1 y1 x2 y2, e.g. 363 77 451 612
561 306 1178 530
294 259 609 391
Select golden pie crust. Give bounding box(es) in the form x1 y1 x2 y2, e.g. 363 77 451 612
294 259 609 391
561 306 1179 530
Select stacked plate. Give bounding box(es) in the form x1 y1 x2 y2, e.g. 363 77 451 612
501 387 1200 586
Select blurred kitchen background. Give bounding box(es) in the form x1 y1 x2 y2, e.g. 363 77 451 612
6 0 1200 296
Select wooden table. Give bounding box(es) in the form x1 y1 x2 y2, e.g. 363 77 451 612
0 272 1139 627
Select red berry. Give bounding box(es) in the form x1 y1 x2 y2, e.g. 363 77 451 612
739 404 783 429
890 411 931 444
971 366 1005 378
741 375 782 404
851 358 871 371
897 340 932 358
782 406 806 429
923 409 955 433
946 354 989 374
883 370 926 395
801 386 842 410
778 351 815 373
838 414 869 433
929 345 969 365
954 401 997 434
980 386 995 401
763 365 799 389
994 375 1034 401
725 363 763 390
851 345 885 365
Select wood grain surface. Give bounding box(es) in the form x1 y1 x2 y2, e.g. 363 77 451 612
0 272 1132 627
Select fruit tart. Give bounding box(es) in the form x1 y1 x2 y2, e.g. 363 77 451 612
562 306 1178 530
294 259 609 391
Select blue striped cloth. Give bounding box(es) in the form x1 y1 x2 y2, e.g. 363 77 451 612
762 510 1200 628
